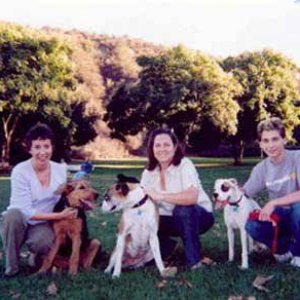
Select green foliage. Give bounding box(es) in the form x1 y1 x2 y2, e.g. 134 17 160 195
0 23 97 163
105 45 241 144
221 49 300 163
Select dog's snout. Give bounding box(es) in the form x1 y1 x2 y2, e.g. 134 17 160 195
104 193 110 201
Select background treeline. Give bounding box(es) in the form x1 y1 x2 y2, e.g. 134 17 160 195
0 21 300 166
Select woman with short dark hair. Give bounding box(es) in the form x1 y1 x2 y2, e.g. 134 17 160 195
0 123 76 277
141 128 214 270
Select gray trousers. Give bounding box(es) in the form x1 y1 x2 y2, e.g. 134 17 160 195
0 208 55 276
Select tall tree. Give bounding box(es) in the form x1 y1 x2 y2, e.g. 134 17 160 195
221 49 300 164
105 45 241 144
0 23 97 163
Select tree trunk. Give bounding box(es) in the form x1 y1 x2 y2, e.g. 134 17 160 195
232 140 245 165
1 115 19 163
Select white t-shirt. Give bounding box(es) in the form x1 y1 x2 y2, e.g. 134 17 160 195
6 159 67 225
140 157 212 216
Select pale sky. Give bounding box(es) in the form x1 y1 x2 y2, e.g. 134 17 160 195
1 0 300 65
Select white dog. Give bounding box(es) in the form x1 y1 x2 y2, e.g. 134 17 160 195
213 178 260 269
102 174 177 278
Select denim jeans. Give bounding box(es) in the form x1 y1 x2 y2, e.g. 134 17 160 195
245 203 300 256
158 205 214 267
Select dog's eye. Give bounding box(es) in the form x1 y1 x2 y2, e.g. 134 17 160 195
221 184 230 192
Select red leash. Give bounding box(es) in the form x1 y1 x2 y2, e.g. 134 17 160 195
248 209 280 254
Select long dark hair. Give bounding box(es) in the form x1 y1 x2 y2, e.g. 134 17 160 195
146 128 184 171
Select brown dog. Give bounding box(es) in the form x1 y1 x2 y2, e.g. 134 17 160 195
37 180 101 275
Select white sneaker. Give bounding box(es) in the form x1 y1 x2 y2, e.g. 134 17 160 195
290 256 300 267
274 251 292 263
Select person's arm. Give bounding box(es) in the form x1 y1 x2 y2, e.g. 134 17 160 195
259 190 300 221
10 163 75 222
145 186 198 205
243 163 266 198
30 208 77 221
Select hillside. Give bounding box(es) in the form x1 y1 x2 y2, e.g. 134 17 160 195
39 26 166 158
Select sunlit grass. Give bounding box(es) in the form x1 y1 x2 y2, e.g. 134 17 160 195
0 158 297 300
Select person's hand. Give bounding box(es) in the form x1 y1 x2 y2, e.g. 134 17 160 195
59 207 77 220
145 188 164 204
259 201 275 224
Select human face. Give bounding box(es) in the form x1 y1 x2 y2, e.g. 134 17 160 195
29 139 53 169
153 134 176 168
259 130 285 163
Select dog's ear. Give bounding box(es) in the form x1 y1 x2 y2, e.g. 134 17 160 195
117 174 127 183
116 182 130 196
229 178 238 186
117 174 139 184
55 181 74 195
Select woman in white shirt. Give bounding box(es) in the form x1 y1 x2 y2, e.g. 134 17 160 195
141 128 214 270
0 123 76 277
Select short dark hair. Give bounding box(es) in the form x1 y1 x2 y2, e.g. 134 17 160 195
25 122 55 150
257 117 285 141
146 128 184 171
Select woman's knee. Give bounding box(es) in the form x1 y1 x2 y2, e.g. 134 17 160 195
173 205 195 219
245 219 262 239
2 209 25 229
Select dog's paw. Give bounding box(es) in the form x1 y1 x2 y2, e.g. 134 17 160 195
239 264 249 270
69 270 78 276
112 272 120 279
161 266 177 278
34 270 46 277
104 267 112 274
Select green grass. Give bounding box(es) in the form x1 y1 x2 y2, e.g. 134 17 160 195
0 158 299 300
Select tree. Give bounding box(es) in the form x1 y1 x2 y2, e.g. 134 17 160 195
221 49 300 164
0 23 97 163
105 45 241 145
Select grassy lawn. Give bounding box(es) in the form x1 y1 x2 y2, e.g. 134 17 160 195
0 158 299 300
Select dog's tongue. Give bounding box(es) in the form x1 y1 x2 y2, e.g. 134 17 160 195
80 199 96 210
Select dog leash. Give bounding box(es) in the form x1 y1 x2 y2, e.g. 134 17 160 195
248 209 280 254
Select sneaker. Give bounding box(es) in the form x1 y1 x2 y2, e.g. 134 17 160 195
274 251 292 263
4 271 19 278
290 256 300 267
191 261 202 271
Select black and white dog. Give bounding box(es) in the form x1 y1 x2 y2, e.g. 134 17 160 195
102 174 177 278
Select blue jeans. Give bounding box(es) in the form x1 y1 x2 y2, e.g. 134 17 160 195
159 205 214 267
245 203 300 256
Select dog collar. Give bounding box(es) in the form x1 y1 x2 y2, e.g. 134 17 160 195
132 195 148 209
229 195 243 207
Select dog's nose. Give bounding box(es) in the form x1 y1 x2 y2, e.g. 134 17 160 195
213 192 218 199
95 192 100 199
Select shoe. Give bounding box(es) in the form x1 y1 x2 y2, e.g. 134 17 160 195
4 270 19 278
274 251 292 263
290 256 300 267
190 261 202 271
